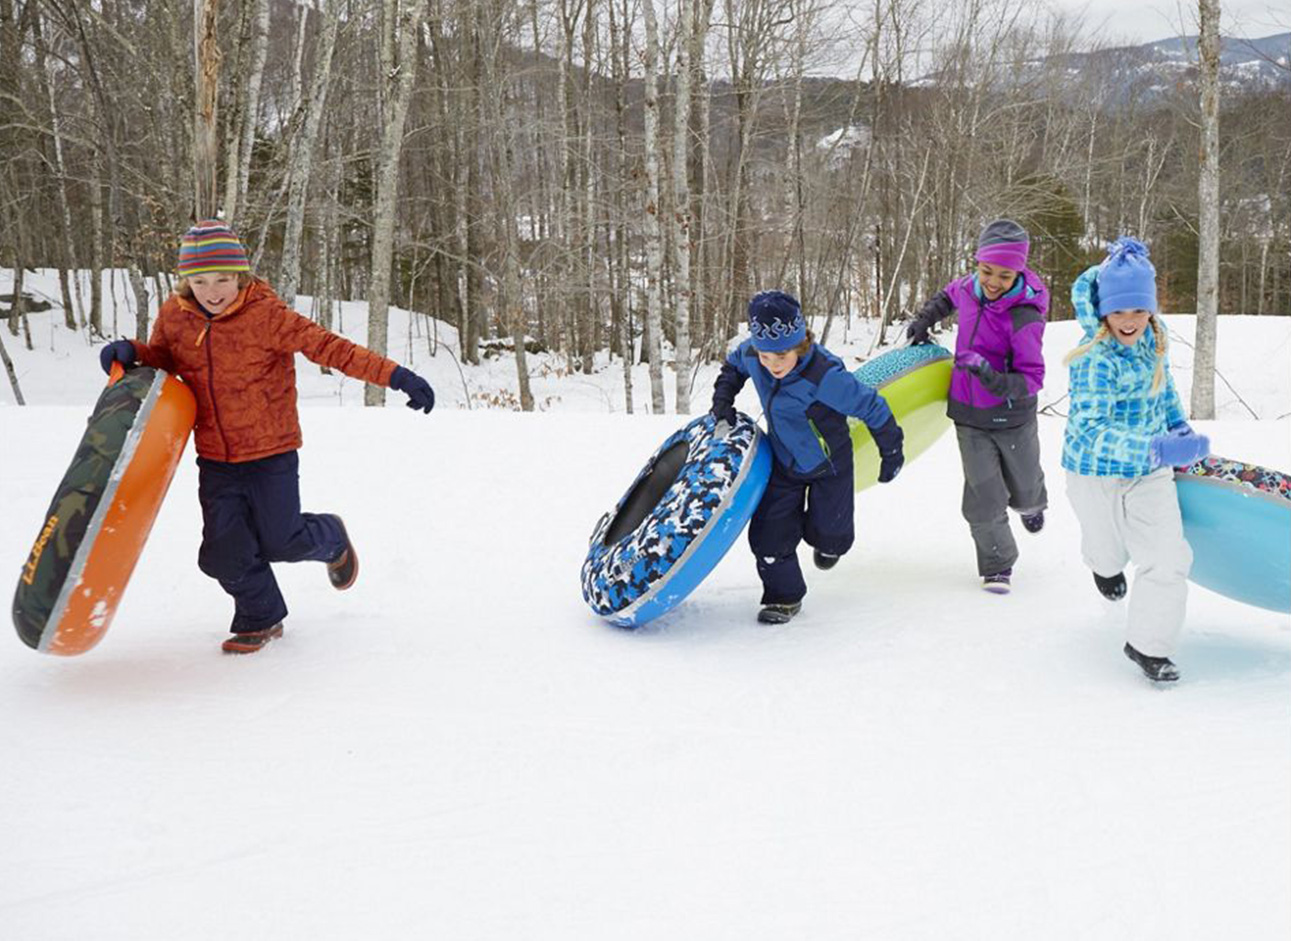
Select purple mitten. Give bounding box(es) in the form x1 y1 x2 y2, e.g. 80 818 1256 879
1150 431 1210 468
955 351 989 373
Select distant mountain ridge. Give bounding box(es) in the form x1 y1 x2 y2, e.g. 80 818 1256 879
1049 32 1289 101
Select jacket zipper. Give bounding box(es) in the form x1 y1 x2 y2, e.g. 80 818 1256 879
766 377 780 443
200 318 232 459
807 417 836 474
965 293 986 411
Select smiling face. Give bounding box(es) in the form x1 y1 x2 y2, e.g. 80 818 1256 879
1105 308 1152 346
187 272 241 315
756 348 799 379
975 261 1019 301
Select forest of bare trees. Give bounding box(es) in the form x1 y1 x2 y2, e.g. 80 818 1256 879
1 0 1288 412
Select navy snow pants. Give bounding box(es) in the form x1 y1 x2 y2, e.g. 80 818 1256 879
747 461 855 605
196 451 347 633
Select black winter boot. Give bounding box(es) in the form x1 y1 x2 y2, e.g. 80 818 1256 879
1094 571 1127 601
981 568 1012 594
1124 643 1180 683
813 550 840 570
757 602 802 624
1020 511 1045 534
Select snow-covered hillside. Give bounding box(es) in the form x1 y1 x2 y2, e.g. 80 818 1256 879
1 269 1288 938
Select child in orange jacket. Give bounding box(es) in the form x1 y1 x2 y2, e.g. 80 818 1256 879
98 220 434 653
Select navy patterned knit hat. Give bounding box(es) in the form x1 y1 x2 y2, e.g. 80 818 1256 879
747 291 806 352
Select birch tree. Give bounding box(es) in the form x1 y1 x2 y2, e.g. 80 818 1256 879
279 0 342 308
365 0 426 407
193 0 221 219
480 0 534 410
671 0 695 413
1192 0 1220 419
222 0 269 224
641 0 666 413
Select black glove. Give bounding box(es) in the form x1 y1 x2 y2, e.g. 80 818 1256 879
871 416 905 483
389 365 435 414
99 339 137 374
905 321 931 345
710 399 737 426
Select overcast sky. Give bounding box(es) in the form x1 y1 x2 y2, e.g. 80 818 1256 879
1051 0 1289 46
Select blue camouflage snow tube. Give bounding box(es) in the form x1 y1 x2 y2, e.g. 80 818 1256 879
581 413 772 628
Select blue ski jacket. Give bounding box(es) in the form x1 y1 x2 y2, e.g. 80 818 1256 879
712 340 896 479
1062 265 1189 477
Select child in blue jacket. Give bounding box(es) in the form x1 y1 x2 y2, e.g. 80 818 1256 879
710 291 904 623
1063 238 1210 682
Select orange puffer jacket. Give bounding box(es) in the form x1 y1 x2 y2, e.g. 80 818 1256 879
132 279 398 462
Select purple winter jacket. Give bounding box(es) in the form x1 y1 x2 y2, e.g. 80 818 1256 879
909 269 1049 430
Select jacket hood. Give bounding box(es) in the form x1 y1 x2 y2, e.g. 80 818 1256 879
1071 265 1103 339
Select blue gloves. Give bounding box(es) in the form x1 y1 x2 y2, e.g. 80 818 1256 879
1150 428 1209 469
389 366 435 413
99 339 136 374
871 416 905 483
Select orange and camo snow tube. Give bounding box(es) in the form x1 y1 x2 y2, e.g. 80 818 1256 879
12 364 196 655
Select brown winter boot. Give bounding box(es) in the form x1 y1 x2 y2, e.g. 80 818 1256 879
222 622 284 654
326 516 358 591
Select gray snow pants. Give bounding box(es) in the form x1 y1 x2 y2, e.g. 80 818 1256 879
1065 468 1192 657
955 420 1048 577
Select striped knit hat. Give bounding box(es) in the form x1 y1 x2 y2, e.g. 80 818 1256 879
975 219 1030 272
177 220 250 275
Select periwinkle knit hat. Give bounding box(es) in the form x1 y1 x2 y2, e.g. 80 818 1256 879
177 220 250 275
747 290 806 352
1097 237 1157 316
975 219 1030 272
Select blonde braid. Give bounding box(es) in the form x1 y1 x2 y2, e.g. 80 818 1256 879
1149 314 1167 393
1063 322 1111 366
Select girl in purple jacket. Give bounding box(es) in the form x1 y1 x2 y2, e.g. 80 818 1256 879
906 219 1049 593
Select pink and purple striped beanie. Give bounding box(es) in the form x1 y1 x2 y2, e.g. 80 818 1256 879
975 219 1029 272
177 220 251 275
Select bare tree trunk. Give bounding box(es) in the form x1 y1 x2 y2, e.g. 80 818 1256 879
1192 0 1221 419
480 0 533 410
279 0 341 308
227 0 268 223
608 0 634 413
89 156 104 336
581 0 597 374
671 0 694 413
0 327 23 405
365 0 426 406
461 0 483 365
193 0 221 219
33 10 83 330
641 0 666 413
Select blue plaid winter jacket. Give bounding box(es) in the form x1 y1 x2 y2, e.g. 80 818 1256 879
1061 265 1188 478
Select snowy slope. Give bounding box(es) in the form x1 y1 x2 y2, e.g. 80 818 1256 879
1 271 1289 939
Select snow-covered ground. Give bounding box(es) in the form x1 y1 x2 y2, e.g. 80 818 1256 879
1 270 1289 938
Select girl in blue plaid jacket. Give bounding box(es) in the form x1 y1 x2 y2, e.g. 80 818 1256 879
1062 238 1211 682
